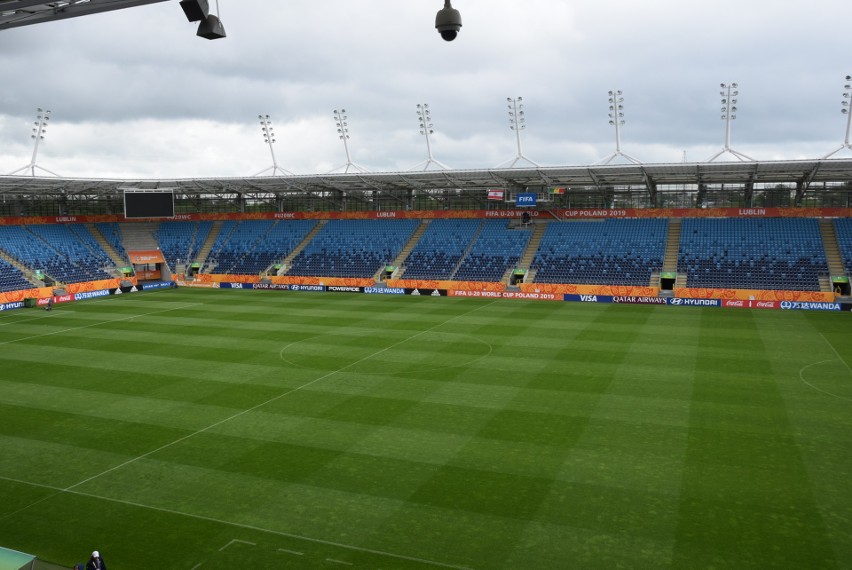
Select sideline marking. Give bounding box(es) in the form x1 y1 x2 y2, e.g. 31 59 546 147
0 475 474 570
0 303 201 346
0 311 76 326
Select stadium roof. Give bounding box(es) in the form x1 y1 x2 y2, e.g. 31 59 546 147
0 158 851 202
0 0 168 30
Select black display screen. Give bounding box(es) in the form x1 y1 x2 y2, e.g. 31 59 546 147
124 191 175 219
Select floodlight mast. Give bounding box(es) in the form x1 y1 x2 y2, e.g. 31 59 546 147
7 108 60 177
707 82 754 162
498 96 540 168
330 108 366 173
253 114 293 176
411 103 449 170
595 89 641 165
823 75 852 159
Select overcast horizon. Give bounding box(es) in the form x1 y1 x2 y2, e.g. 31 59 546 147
1 0 851 179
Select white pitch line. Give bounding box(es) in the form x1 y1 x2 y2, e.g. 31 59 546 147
0 311 76 326
820 332 852 375
219 539 256 551
0 303 201 346
327 559 354 566
0 475 474 570
277 548 304 556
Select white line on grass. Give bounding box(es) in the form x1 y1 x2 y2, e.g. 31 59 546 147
820 332 852 375
219 539 256 551
278 548 304 556
0 475 475 570
0 311 77 326
0 303 201 346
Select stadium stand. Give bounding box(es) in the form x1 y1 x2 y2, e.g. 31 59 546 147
678 218 827 291
0 257 35 292
155 220 214 270
402 219 482 280
288 219 419 278
453 219 532 282
0 224 114 284
205 219 318 275
531 219 668 286
95 221 130 262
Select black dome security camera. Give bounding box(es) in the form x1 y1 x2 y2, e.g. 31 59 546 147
435 0 462 41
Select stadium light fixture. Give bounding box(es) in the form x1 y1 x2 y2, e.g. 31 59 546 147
180 0 225 39
707 82 753 162
329 109 367 173
7 108 61 177
253 114 293 176
497 96 540 168
822 75 852 159
411 103 450 171
595 89 642 165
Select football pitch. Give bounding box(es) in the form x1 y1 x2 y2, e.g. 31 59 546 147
0 288 851 569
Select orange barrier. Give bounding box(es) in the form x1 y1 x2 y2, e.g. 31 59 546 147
675 287 836 302
385 279 506 292
519 283 660 296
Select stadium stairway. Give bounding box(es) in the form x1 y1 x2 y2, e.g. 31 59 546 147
385 219 430 279
195 220 224 273
658 218 682 287
279 220 326 275
507 220 546 283
819 219 846 291
86 223 127 268
120 222 159 252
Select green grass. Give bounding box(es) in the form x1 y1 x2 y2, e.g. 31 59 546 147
0 288 851 569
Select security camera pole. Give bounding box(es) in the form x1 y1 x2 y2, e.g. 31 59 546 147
329 109 367 173
498 97 540 168
253 114 293 176
595 90 641 165
707 82 753 162
8 108 61 177
823 75 852 159
411 103 449 170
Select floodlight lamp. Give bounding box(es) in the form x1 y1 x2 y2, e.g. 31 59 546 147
843 109 849 115
720 83 726 88
518 97 523 101
731 83 738 88
846 75 851 81
197 13 226 39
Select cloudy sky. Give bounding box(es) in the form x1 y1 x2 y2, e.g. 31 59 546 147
0 0 850 179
